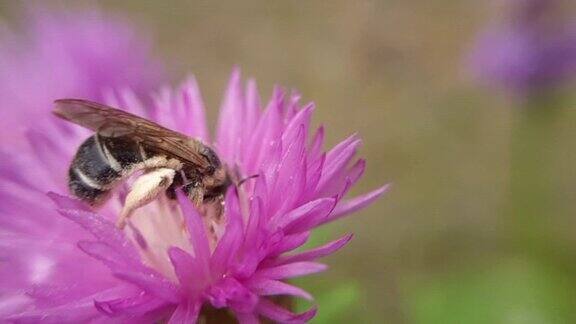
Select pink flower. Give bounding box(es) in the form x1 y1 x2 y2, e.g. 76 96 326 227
0 6 163 141
0 69 387 323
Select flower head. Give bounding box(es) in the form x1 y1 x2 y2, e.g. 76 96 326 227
468 0 576 97
0 69 387 323
0 6 163 141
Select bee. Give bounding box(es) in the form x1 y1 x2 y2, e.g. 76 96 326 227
53 99 230 229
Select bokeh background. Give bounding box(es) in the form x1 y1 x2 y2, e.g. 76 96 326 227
1 1 576 323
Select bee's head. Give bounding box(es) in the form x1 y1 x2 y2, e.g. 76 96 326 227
200 146 222 175
202 168 231 200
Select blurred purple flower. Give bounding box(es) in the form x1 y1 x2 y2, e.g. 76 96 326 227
0 69 388 323
468 0 576 96
0 7 163 140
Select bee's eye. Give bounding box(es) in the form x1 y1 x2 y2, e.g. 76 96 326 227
205 166 216 175
201 147 221 171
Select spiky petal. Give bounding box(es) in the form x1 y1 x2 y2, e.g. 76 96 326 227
0 67 386 322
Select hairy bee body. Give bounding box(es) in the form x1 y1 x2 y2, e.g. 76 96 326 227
54 98 231 228
69 134 145 204
69 133 228 206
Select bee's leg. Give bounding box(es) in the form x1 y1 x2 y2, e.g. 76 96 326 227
187 185 205 206
117 168 176 229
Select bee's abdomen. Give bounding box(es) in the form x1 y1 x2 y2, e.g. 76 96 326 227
68 167 110 204
68 135 143 204
99 135 145 168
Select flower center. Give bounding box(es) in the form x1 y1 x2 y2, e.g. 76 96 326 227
123 195 225 282
117 167 252 284
125 197 191 281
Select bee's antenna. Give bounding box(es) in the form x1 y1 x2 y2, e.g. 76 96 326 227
237 174 259 187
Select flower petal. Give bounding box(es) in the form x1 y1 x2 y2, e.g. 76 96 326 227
257 262 327 280
316 134 361 194
210 189 243 276
216 67 243 162
113 271 178 303
55 208 137 258
168 299 201 324
9 287 125 323
180 76 209 141
47 192 90 212
327 184 391 223
77 240 140 272
257 298 317 323
272 198 335 230
269 232 310 256
308 126 325 162
333 158 366 199
176 191 210 268
270 126 307 215
240 78 261 160
244 87 283 173
94 292 165 317
283 199 337 234
271 234 353 266
282 103 314 147
247 278 313 300
26 130 70 187
243 196 263 251
168 247 205 294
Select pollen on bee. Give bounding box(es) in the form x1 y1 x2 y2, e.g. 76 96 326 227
117 168 176 229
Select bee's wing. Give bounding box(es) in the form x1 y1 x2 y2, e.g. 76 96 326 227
53 99 210 169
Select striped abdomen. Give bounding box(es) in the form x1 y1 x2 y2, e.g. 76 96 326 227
68 134 145 205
